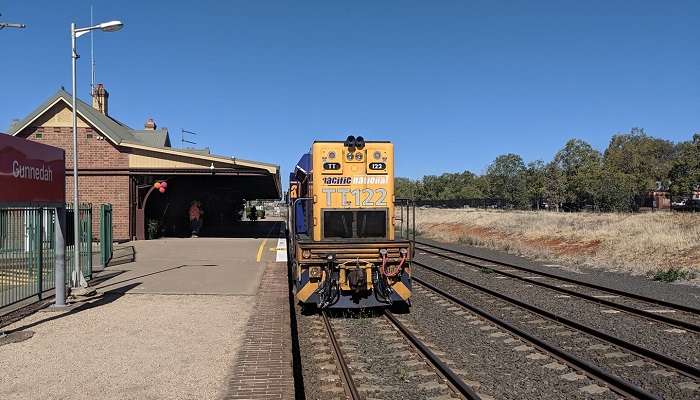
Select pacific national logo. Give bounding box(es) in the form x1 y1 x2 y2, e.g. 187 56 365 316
12 160 54 182
322 176 387 185
323 176 352 185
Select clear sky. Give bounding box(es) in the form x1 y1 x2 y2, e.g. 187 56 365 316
1 1 698 183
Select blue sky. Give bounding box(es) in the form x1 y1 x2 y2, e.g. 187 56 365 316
1 1 698 182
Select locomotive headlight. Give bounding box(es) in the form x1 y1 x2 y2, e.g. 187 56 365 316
346 152 354 161
373 151 382 160
400 248 408 256
309 266 322 278
302 249 311 259
355 152 363 161
328 151 336 159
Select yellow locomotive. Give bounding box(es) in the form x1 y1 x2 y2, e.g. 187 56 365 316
288 136 413 309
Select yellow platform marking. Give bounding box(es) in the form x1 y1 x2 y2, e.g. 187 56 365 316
256 239 268 262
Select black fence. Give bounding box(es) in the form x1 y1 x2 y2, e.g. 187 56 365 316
413 198 514 209
412 197 700 212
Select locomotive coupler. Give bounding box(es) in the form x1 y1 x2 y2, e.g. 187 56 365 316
346 259 367 295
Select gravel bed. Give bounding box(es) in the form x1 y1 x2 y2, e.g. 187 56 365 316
417 246 700 328
415 268 700 400
330 312 461 399
400 284 620 400
296 305 463 400
416 238 700 309
296 307 345 400
416 253 700 369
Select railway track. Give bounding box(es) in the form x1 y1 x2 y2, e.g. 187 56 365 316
412 258 700 399
414 240 700 331
318 309 482 400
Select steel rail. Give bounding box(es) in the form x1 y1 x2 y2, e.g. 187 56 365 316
383 310 482 400
415 240 700 315
413 260 700 380
321 310 361 400
412 276 659 400
415 243 700 333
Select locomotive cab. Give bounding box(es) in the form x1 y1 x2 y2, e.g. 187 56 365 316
289 136 413 309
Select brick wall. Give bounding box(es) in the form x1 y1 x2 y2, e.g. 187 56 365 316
20 119 132 240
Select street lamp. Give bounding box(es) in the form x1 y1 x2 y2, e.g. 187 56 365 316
70 20 123 291
0 13 26 29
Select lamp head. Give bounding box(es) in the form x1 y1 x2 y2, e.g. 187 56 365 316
98 20 123 32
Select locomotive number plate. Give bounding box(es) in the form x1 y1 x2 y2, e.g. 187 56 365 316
322 188 388 207
368 162 386 170
323 162 341 170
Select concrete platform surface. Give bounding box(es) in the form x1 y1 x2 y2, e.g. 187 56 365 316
0 228 290 400
94 236 278 296
0 293 255 400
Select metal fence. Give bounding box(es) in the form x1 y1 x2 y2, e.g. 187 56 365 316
0 207 57 311
0 204 97 313
66 203 93 280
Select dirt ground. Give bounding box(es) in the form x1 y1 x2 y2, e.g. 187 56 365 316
415 208 700 282
0 294 254 400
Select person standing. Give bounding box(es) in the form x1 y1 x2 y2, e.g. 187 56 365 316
189 201 204 237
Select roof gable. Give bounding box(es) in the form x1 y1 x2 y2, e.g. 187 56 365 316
8 89 139 145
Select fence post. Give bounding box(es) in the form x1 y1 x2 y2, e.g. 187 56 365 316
99 204 113 267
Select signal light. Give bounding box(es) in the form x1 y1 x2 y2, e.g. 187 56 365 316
344 135 356 148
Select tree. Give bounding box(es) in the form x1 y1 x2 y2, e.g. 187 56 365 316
669 133 700 197
553 139 603 209
525 160 546 209
603 127 674 203
485 154 527 207
395 177 419 199
543 161 566 211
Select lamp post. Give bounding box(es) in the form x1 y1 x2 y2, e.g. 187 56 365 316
70 20 123 290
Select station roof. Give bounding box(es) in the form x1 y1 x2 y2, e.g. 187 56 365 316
7 88 281 198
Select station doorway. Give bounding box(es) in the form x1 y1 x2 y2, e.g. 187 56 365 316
135 173 279 239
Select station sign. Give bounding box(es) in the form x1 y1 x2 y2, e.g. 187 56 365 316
0 133 65 205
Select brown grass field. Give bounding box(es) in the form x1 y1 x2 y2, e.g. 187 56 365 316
415 208 700 283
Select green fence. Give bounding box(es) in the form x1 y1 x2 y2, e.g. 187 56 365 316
0 204 96 313
0 207 57 311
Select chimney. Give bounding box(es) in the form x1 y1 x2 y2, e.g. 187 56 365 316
92 83 109 115
144 118 157 130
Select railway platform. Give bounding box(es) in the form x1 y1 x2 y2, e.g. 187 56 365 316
0 221 294 400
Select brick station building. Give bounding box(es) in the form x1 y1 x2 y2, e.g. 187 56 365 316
7 85 280 241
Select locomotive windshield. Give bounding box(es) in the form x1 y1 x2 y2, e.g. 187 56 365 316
323 209 387 239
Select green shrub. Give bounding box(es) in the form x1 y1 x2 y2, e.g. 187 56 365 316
652 267 694 283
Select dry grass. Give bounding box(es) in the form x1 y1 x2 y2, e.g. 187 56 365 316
415 208 700 282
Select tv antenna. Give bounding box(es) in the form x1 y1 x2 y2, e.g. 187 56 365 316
0 13 26 29
181 129 198 146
